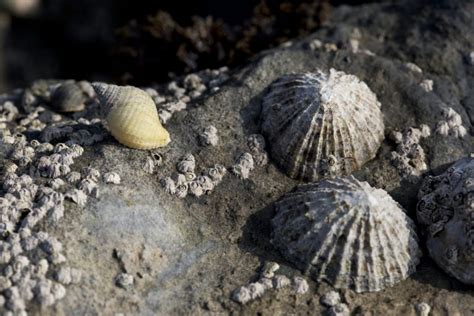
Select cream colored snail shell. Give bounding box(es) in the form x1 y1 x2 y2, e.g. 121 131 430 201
92 83 170 149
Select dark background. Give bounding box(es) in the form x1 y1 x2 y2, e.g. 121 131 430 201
0 0 378 92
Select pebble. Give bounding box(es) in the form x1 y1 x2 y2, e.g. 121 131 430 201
115 273 134 289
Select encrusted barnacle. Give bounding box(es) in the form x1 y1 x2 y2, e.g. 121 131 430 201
151 152 163 167
48 178 65 190
417 157 474 284
247 134 269 167
184 172 196 182
92 83 170 149
389 126 429 181
247 134 266 152
83 167 101 181
175 184 188 199
260 69 384 181
0 101 19 122
436 107 467 138
78 179 99 198
232 286 251 304
143 157 155 174
36 142 54 154
177 154 196 174
68 144 84 158
103 172 121 184
4 161 18 174
293 276 309 294
65 189 87 206
206 165 226 183
160 177 176 194
272 275 291 289
188 181 204 197
198 125 219 146
231 153 255 179
272 176 420 293
196 175 214 193
65 171 81 184
50 82 87 113
171 172 187 186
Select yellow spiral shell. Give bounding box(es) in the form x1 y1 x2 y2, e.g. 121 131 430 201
92 83 170 149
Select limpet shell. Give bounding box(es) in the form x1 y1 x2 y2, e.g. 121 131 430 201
92 83 170 149
261 69 384 181
271 176 420 293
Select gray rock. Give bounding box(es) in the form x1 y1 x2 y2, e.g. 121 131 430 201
0 1 474 315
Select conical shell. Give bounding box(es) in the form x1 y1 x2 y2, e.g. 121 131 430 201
51 81 86 112
271 176 421 293
417 157 474 284
260 69 384 181
92 83 170 149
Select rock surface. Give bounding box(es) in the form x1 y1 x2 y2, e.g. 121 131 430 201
1 0 474 315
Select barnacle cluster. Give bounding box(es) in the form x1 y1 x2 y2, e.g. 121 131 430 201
160 154 227 199
389 125 431 181
417 156 474 284
144 68 230 125
231 262 309 305
246 134 268 167
229 134 269 180
0 80 124 314
435 107 467 138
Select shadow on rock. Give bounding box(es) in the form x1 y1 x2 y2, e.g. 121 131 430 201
411 256 471 292
238 202 290 272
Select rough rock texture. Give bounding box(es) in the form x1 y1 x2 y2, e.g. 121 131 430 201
1 0 474 315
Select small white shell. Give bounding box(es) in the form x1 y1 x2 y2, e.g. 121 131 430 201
247 282 265 299
160 177 176 194
92 83 170 149
177 154 195 174
65 189 87 206
271 176 421 293
293 276 309 294
272 275 291 289
231 286 251 304
198 125 218 146
103 172 121 184
261 69 384 181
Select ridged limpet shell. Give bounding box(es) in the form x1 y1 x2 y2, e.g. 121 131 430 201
261 69 384 181
92 83 170 149
271 176 421 293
